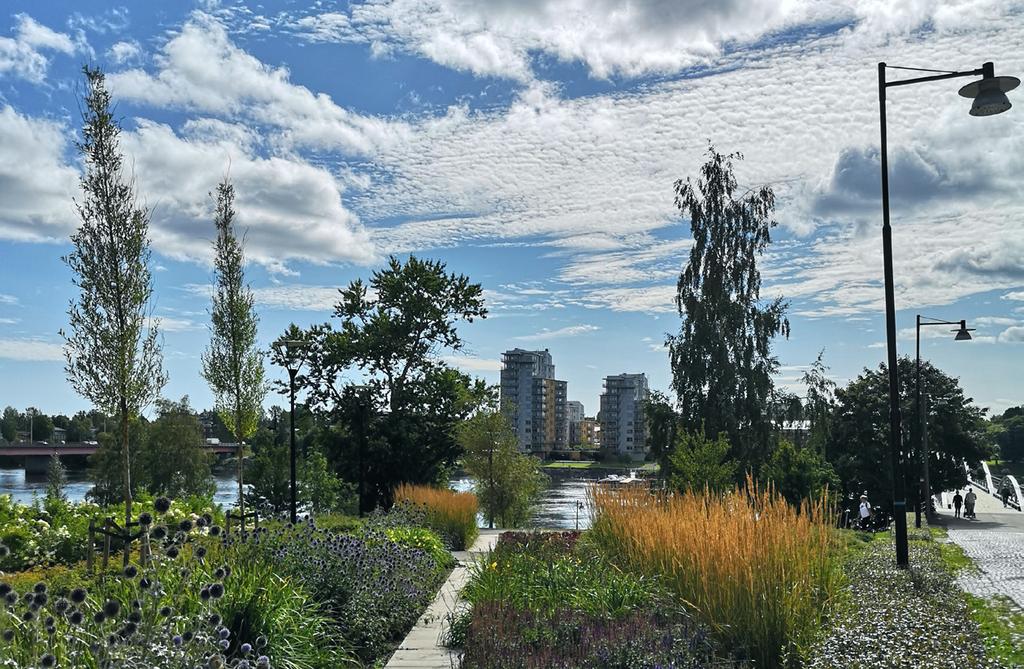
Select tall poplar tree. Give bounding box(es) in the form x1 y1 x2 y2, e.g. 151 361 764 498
201 179 266 519
667 146 789 470
62 66 166 527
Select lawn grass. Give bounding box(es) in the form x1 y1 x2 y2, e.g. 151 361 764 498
986 459 1024 479
541 460 658 471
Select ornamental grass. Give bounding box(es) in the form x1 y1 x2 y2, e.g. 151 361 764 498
588 479 842 668
393 484 478 550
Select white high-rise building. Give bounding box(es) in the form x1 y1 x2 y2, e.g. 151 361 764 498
500 348 567 453
566 400 585 445
598 373 650 460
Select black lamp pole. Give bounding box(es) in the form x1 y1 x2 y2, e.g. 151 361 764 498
914 316 973 528
877 60 1016 568
288 366 298 525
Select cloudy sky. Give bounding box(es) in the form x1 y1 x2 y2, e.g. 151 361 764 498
0 0 1022 418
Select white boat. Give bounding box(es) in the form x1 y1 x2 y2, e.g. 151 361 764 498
597 469 643 485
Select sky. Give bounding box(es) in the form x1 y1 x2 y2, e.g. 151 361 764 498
0 0 1022 419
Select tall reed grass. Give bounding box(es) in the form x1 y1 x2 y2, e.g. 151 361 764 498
588 479 842 668
393 484 479 550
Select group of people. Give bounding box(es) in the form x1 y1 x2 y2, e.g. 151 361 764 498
952 488 978 519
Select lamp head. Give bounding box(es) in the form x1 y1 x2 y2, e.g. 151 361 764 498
953 321 974 341
959 73 1020 116
281 339 307 372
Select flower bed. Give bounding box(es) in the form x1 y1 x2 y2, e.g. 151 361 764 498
455 530 725 668
803 532 1008 669
393 483 478 550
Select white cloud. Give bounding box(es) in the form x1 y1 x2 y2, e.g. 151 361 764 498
122 119 375 271
109 13 406 156
1003 292 1024 301
0 318 20 325
441 355 502 373
998 326 1024 343
0 338 64 362
146 316 202 333
0 294 18 305
288 0 1008 81
251 285 343 312
515 324 600 340
0 14 78 83
106 40 143 65
0 106 79 242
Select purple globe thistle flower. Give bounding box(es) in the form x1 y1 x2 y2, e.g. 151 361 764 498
166 546 180 559
213 567 226 580
209 525 222 537
0 544 9 558
154 497 171 514
172 634 183 646
4 593 15 605
195 546 207 559
102 600 121 618
218 627 230 639
32 592 48 606
160 606 172 617
2 630 14 642
208 614 221 627
200 587 211 601
33 582 47 594
44 616 54 627
22 610 35 622
123 565 138 578
209 583 225 599
93 611 106 624
70 587 87 604
128 610 142 624
256 655 270 668
40 654 56 668
240 642 252 655
152 525 168 540
256 636 267 649
179 519 193 533
219 638 230 650
139 578 152 590
0 583 10 597
138 512 153 526
53 597 69 614
69 611 84 625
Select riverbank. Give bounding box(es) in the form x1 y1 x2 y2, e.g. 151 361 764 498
542 460 659 472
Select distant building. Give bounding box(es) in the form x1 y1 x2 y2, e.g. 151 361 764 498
598 373 650 460
579 417 601 449
500 348 568 453
566 401 585 445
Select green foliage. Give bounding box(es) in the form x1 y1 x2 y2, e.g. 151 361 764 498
66 411 95 442
299 448 356 516
245 428 291 513
667 146 790 471
383 526 455 571
459 408 546 528
826 357 990 502
86 419 146 506
643 390 680 474
137 396 215 498
272 256 489 511
801 350 837 455
665 429 736 493
0 406 16 442
61 66 167 527
30 411 54 442
201 178 267 517
761 439 839 506
45 454 67 504
991 406 1024 462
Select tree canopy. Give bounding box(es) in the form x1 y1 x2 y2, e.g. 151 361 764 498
668 146 789 470
826 357 989 504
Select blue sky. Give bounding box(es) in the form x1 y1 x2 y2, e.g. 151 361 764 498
0 0 1022 419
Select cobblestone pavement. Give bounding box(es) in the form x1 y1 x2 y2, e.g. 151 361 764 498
935 487 1024 609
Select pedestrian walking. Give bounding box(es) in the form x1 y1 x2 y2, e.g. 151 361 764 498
964 489 977 519
1001 480 1012 508
953 490 963 519
858 494 872 529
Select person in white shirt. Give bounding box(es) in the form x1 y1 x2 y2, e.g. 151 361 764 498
964 489 977 519
858 494 872 527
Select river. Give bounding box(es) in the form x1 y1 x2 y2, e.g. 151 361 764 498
1 468 602 529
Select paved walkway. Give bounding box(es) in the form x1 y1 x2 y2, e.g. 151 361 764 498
933 487 1024 609
385 530 501 669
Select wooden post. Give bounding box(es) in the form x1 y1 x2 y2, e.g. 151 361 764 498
87 519 95 573
102 519 111 570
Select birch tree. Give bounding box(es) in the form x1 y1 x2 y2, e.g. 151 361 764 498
62 66 166 527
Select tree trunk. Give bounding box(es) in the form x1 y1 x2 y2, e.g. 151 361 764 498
121 400 131 528
236 401 245 530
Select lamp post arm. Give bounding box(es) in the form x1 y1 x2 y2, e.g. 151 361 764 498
883 63 991 88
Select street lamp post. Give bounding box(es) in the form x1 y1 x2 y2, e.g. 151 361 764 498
282 340 307 525
877 61 1017 568
914 317 973 528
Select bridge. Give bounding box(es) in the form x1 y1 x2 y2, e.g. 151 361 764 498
0 442 240 474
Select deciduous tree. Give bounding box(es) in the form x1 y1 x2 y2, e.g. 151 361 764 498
668 147 789 471
138 396 215 499
62 66 166 525
201 178 266 518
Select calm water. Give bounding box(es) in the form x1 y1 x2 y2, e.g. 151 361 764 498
0 469 242 508
451 473 596 530
3 468 602 529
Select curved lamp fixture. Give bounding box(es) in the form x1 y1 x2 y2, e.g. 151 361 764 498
959 74 1020 116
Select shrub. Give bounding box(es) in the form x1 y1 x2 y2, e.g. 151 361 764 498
393 483 478 550
588 480 842 668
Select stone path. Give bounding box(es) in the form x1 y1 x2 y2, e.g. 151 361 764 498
934 487 1024 609
385 530 501 669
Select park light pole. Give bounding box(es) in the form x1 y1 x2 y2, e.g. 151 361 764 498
877 61 1017 568
914 317 973 528
282 339 307 525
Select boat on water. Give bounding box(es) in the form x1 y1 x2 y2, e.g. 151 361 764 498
596 469 644 485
